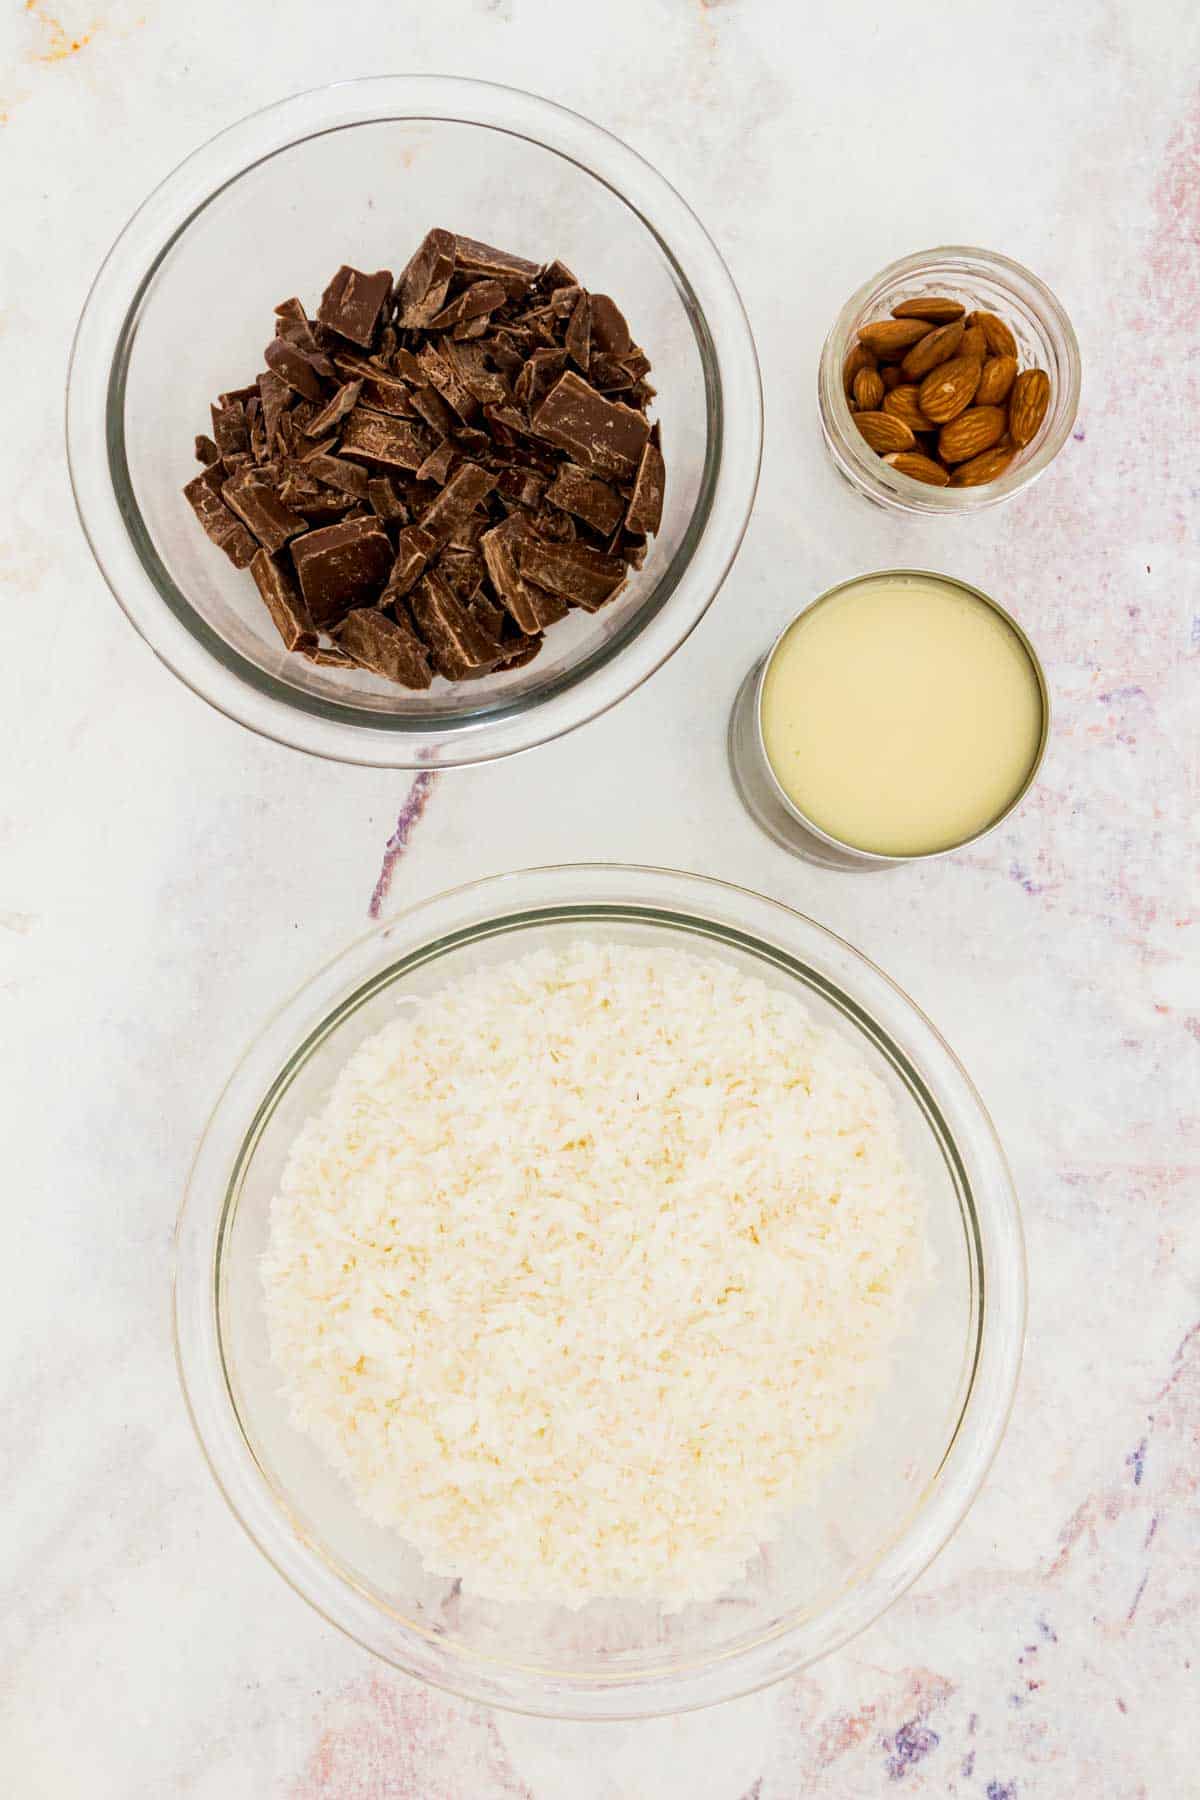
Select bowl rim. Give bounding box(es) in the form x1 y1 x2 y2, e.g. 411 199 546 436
173 863 1026 1718
66 76 763 768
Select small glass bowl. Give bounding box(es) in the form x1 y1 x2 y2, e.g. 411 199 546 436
174 864 1025 1718
818 247 1080 515
67 78 761 768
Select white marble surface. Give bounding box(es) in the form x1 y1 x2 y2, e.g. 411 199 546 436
3 1 1198 1794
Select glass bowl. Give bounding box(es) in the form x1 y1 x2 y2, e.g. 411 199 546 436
818 246 1080 515
174 865 1025 1718
67 79 761 767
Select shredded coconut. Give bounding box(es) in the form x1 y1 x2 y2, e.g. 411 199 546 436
262 943 923 1608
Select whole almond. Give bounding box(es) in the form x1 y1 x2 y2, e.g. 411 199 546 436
974 311 1018 358
900 318 966 379
918 354 983 423
891 296 966 323
855 410 917 453
883 451 951 486
843 342 878 394
976 353 1018 406
883 384 934 432
938 405 1008 463
947 446 1016 487
858 317 935 359
1008 367 1051 447
881 365 905 391
853 366 885 410
959 326 987 359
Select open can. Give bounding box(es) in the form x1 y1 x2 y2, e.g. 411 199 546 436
728 570 1051 869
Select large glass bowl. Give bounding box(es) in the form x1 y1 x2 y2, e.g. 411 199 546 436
174 865 1025 1718
67 78 762 767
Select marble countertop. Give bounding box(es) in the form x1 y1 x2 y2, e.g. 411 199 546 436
4 0 1197 1793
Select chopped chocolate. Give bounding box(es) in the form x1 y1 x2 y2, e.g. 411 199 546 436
367 476 408 523
417 461 497 545
317 265 393 347
381 524 439 604
336 606 432 689
184 231 662 688
514 535 626 610
411 570 503 679
221 471 306 554
250 550 317 651
396 228 457 329
263 335 326 402
340 408 435 471
544 463 625 535
624 422 665 536
304 379 363 439
305 453 370 501
290 516 393 627
531 371 649 479
183 472 257 567
589 293 633 358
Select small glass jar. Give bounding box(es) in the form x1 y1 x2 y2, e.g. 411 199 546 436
818 247 1081 515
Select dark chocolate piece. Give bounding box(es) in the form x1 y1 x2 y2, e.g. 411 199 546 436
250 550 317 651
222 471 306 554
442 337 510 405
359 372 418 417
544 463 625 535
396 228 457 328
495 465 548 510
183 472 257 567
531 371 649 480
514 348 569 411
411 570 503 679
210 398 250 460
302 643 357 668
417 462 497 546
624 422 665 536
407 382 459 439
564 292 592 370
290 516 394 627
340 408 435 472
304 379 363 439
263 336 326 402
427 279 507 332
452 234 539 296
380 524 438 604
539 258 579 291
589 294 633 358
306 453 370 501
336 606 432 689
316 266 393 348
514 535 626 610
416 440 457 486
479 516 566 634
367 477 408 523
194 433 220 465
415 343 480 423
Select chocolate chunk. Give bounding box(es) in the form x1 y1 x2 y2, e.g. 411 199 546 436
479 516 567 634
589 294 633 358
440 549 486 604
381 524 439 604
544 463 625 535
304 380 363 439
514 535 626 610
416 440 457 486
274 296 307 324
183 472 257 567
306 453 370 501
497 630 543 670
336 606 432 689
301 643 357 668
290 516 393 627
514 348 569 411
442 337 510 405
415 342 480 423
316 265 393 347
263 336 326 402
411 570 503 679
447 511 487 551
428 278 508 332
359 371 418 417
564 292 592 371
249 549 317 651
587 352 637 393
539 258 579 291
276 322 338 379
339 408 435 471
210 397 250 460
417 461 497 545
396 228 457 329
367 477 408 522
194 433 220 465
624 422 665 536
452 234 539 296
531 371 649 479
495 465 548 510
407 382 458 438
221 471 306 554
